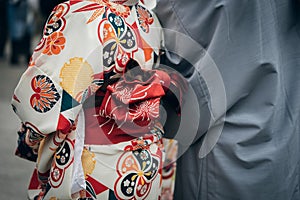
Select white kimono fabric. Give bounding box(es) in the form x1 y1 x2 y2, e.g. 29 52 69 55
11 0 178 199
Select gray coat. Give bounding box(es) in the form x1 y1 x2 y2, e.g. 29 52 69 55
155 0 300 199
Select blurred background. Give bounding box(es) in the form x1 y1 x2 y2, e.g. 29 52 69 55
0 0 65 198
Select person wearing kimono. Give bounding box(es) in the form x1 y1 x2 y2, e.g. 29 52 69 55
11 0 182 199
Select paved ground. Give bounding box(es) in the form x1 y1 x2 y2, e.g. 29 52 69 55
0 58 35 199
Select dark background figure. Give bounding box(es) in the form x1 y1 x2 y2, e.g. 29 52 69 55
7 0 33 65
156 0 300 200
0 0 8 59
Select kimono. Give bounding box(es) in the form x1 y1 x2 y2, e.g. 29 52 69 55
11 0 181 199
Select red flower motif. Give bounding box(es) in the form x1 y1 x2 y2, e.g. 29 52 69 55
43 32 66 56
30 75 60 113
136 5 154 33
48 4 66 24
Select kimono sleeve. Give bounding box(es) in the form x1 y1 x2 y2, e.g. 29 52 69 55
11 1 105 138
11 65 79 136
10 2 99 158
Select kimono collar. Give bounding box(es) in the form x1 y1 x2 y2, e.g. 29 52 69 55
109 0 139 6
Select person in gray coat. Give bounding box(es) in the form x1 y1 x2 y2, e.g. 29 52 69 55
155 0 300 199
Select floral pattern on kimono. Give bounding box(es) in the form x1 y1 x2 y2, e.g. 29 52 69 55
11 0 181 199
